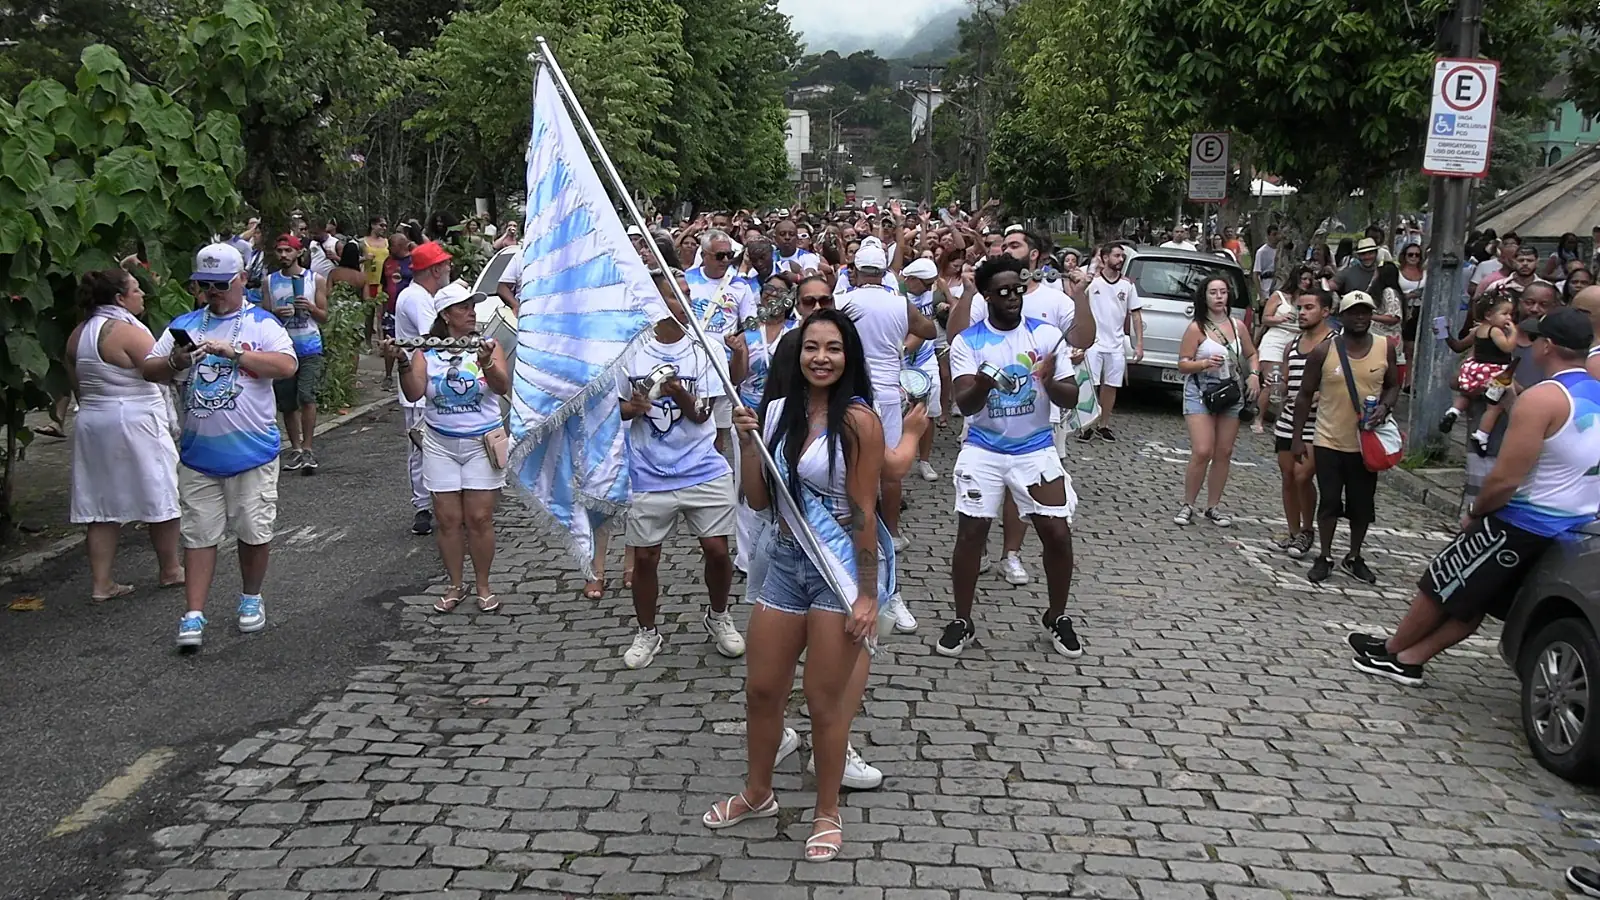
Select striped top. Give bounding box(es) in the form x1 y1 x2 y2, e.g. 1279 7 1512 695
1274 331 1332 442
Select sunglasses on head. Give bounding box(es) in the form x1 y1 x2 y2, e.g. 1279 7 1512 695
194 279 231 291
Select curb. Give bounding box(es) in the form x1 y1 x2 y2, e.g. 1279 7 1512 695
0 394 398 583
1384 465 1463 519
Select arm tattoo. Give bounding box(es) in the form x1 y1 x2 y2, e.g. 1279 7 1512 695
848 497 877 593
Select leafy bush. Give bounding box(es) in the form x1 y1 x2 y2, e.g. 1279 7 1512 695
317 282 374 411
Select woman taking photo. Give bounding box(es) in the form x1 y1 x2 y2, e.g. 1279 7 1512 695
67 269 184 600
1174 277 1261 527
703 308 923 862
383 282 510 614
1254 265 1309 431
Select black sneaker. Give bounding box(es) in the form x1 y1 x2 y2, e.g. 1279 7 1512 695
1438 409 1459 433
1566 866 1600 898
1341 555 1378 584
301 449 319 475
1308 556 1333 584
1076 429 1094 443
1352 653 1423 686
1096 426 1116 443
1045 614 1083 659
1347 632 1388 659
411 509 434 536
936 618 975 657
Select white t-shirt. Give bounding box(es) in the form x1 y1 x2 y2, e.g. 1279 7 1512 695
150 304 296 478
949 317 1072 455
1253 243 1278 292
422 348 502 437
1159 240 1198 252
837 284 909 405
966 281 1076 336
776 248 821 274
907 290 937 368
684 265 756 348
394 282 438 410
617 334 729 494
1471 258 1504 288
310 236 337 279
834 267 901 296
1086 273 1143 351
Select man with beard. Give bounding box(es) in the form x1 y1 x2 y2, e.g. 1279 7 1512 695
684 230 754 451
1477 244 1551 297
946 227 1095 586
1350 307 1600 688
1333 237 1381 298
1290 291 1400 585
939 253 1085 659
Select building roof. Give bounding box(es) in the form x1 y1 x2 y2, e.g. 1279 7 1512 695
1477 145 1600 238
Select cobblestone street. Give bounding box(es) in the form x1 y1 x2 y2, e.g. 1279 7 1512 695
110 396 1600 900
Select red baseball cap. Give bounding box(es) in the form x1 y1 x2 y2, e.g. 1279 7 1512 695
275 234 302 250
411 241 452 271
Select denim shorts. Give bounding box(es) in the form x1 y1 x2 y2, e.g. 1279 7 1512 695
758 531 851 617
1183 373 1244 417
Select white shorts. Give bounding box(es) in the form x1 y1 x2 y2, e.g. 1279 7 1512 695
627 473 736 547
952 445 1077 522
876 400 903 450
179 461 279 549
714 397 732 429
422 428 507 493
1086 349 1127 387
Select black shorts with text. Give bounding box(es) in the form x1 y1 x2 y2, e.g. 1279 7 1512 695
1419 515 1553 621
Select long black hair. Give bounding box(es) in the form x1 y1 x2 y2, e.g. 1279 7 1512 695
1372 261 1401 296
762 307 873 504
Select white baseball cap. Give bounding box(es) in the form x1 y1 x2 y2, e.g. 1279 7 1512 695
432 280 483 316
902 258 938 280
855 243 888 272
191 242 244 282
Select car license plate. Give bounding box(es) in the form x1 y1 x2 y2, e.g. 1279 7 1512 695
1159 367 1184 384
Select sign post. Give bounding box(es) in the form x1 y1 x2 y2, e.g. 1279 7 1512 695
1187 132 1229 203
1422 58 1500 178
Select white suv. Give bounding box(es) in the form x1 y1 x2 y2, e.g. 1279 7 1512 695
1121 246 1253 386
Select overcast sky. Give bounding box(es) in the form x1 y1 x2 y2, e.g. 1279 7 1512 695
778 0 966 52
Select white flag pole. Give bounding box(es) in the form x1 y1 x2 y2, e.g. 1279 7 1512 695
533 37 859 608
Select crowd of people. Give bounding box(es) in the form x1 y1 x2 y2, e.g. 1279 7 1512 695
47 195 1600 864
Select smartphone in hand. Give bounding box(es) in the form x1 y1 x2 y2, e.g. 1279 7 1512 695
171 328 195 348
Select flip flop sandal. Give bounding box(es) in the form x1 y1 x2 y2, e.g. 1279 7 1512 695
476 594 500 613
702 791 778 830
35 424 65 439
158 578 186 590
804 814 844 863
582 579 606 600
434 586 465 613
91 583 135 603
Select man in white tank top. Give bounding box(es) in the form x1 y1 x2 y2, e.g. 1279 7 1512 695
836 240 936 551
1349 307 1600 688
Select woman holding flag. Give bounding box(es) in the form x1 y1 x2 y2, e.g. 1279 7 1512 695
701 307 925 863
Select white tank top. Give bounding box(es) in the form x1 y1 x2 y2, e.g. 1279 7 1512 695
763 397 852 522
422 348 502 437
1500 369 1600 535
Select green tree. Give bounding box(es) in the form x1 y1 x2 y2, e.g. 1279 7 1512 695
0 45 244 538
1556 0 1600 116
990 0 1186 233
1120 0 1557 193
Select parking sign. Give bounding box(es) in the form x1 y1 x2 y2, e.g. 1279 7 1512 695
1422 58 1499 178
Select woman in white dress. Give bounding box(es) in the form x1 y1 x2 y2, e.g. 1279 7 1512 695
67 269 183 600
1254 265 1310 432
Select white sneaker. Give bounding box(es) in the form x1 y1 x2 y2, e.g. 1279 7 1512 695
978 554 992 574
891 532 909 553
704 609 746 658
809 742 884 790
623 627 663 669
775 726 801 766
916 460 938 482
885 593 918 633
1000 552 1030 586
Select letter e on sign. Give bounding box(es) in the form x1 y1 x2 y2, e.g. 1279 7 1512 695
1422 57 1499 179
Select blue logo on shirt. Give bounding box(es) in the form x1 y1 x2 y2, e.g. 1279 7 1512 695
430 356 484 415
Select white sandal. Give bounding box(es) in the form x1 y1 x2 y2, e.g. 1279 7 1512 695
804 813 843 862
701 791 777 830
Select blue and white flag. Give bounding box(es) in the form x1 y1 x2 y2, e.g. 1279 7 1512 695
506 65 668 576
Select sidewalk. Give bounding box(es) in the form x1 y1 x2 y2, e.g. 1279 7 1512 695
0 352 396 579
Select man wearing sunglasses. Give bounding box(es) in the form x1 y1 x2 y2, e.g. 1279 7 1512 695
143 243 299 650
684 230 753 452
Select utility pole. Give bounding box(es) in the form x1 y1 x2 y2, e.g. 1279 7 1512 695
920 64 945 208
1407 0 1483 460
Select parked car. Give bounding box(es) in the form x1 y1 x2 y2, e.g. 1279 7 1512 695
882 176 893 189
1122 246 1252 386
1500 520 1600 783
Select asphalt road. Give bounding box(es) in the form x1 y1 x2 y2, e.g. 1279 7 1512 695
0 403 438 900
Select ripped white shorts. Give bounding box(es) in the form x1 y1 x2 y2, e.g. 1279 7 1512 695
951 445 1077 521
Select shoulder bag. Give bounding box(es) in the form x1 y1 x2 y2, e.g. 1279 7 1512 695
1333 336 1403 471
1195 320 1244 414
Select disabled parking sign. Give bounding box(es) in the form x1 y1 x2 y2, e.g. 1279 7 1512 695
1422 58 1499 178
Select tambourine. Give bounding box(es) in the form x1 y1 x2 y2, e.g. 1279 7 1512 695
1018 268 1059 284
899 367 933 405
641 363 679 401
979 361 1021 394
391 336 493 350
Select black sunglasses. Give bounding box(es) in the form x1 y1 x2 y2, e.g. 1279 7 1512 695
713 251 736 262
194 279 231 291
991 285 1026 299
798 294 832 305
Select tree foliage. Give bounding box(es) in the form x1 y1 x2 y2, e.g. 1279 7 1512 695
1120 0 1557 194
0 44 244 533
1556 0 1600 117
792 50 891 94
990 0 1185 229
